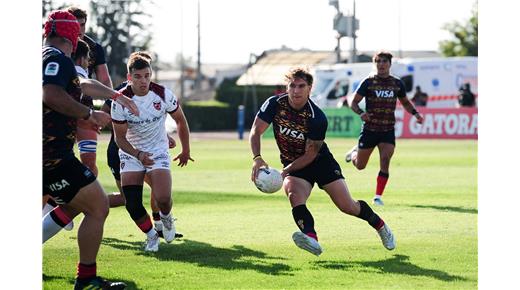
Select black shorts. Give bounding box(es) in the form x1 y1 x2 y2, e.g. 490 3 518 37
42 156 97 204
288 153 344 189
358 129 396 149
107 139 121 181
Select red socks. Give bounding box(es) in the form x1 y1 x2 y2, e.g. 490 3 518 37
376 171 389 196
77 262 96 280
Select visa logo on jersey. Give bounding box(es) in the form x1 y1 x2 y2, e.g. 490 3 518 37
375 90 395 98
48 179 70 192
279 126 305 140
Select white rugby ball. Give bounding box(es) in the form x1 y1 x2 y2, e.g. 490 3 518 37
254 168 283 193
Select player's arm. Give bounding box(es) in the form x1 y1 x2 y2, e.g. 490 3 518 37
249 116 270 181
94 63 113 88
169 106 194 167
281 139 323 178
112 121 154 166
43 84 91 119
79 78 139 116
398 93 424 124
350 92 370 122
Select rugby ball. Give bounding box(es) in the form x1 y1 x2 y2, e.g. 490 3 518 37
254 168 283 193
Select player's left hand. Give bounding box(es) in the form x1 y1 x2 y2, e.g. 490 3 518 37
173 151 194 167
415 113 424 124
167 134 176 149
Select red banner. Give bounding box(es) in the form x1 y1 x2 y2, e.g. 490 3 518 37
395 107 478 139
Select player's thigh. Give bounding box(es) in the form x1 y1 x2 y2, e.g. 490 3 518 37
121 171 146 186
283 176 312 206
64 180 108 218
146 169 171 199
356 147 375 167
322 178 359 215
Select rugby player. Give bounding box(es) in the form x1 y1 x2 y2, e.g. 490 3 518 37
111 52 193 252
42 10 135 289
249 67 396 256
345 51 424 206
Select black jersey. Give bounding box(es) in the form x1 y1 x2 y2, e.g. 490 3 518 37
257 94 331 166
355 74 407 132
42 45 82 170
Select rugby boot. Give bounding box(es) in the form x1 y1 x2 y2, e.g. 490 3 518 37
292 232 323 256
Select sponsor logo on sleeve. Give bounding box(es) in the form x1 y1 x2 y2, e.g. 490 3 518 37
44 62 59 76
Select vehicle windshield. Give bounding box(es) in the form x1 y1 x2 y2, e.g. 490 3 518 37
311 78 333 97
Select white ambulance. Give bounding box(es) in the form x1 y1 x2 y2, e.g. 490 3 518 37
310 57 478 109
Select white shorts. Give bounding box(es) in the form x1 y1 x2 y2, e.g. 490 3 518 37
119 149 171 173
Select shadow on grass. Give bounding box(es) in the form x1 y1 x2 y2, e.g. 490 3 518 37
102 237 293 276
313 254 467 282
409 204 477 214
43 274 141 290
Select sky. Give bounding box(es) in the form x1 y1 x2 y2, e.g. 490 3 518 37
54 0 476 64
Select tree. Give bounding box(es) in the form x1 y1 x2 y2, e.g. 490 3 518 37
88 0 153 82
439 2 478 56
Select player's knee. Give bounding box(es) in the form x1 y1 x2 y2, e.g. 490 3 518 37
154 194 171 208
122 185 146 221
87 199 109 220
125 201 146 221
355 162 367 170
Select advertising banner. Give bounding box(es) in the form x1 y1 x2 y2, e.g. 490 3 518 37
396 107 478 139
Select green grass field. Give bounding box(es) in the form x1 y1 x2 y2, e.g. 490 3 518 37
43 137 477 289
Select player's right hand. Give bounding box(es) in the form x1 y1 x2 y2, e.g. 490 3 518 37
138 151 155 168
116 95 140 116
87 110 111 130
360 112 371 122
251 158 268 182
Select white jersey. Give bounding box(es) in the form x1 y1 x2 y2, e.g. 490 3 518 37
111 82 178 152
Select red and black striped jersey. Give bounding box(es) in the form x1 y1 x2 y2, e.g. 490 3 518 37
356 74 407 132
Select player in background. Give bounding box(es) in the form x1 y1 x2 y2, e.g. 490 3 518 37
345 51 424 206
112 52 193 252
68 6 113 178
42 10 137 289
250 67 395 256
101 51 182 239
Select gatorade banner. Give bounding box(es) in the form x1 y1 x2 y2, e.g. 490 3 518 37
395 107 478 139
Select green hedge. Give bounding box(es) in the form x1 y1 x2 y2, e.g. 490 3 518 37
182 101 238 131
215 76 279 129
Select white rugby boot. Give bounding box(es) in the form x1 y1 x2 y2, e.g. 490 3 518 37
292 232 323 256
63 220 74 231
345 145 358 163
372 196 384 206
160 213 176 243
377 223 396 250
144 232 159 252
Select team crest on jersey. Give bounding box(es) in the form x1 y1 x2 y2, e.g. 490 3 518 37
44 62 59 76
121 162 125 169
153 101 161 111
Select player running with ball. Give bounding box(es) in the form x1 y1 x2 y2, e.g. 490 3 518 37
249 67 396 256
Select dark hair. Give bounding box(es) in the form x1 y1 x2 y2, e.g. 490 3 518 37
67 6 87 20
127 52 152 73
284 67 313 86
373 51 393 64
72 38 89 62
